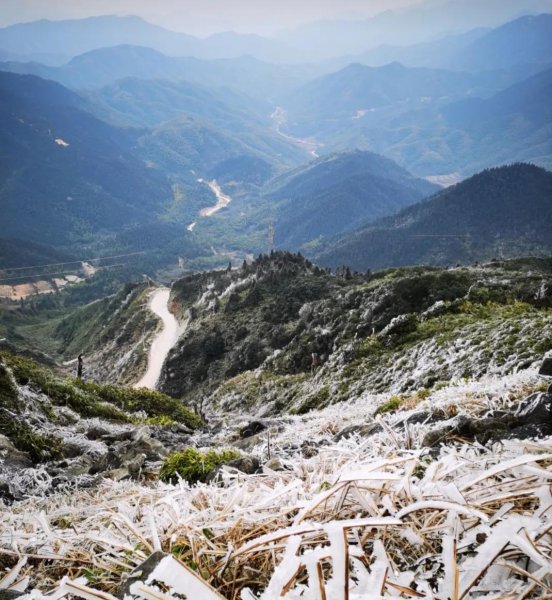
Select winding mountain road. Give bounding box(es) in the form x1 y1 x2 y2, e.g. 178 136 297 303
134 288 182 390
198 179 232 216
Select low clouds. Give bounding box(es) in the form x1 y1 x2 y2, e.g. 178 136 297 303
0 0 420 34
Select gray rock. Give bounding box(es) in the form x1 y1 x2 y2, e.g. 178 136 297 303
206 455 261 484
0 480 14 505
85 425 110 440
239 420 266 438
233 430 267 451
101 430 134 444
118 551 167 598
264 457 287 472
395 410 447 427
422 415 472 447
538 357 552 377
226 456 260 474
420 405 551 446
0 590 25 600
0 434 32 469
301 441 319 458
61 441 88 459
126 454 146 480
333 423 382 442
89 449 122 475
107 468 131 482
515 392 552 426
113 429 168 465
55 407 80 425
506 423 552 440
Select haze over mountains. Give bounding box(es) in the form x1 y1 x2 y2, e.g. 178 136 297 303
0 4 551 276
1 5 552 594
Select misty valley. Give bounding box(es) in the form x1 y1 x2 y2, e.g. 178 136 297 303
0 2 552 598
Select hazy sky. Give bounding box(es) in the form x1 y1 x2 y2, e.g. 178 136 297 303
0 0 424 35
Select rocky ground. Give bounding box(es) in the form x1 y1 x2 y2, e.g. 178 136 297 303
0 255 551 597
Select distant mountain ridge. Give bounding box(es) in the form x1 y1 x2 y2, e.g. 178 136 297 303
0 71 171 246
281 61 517 137
0 15 298 65
0 45 322 98
449 14 552 71
263 150 438 249
316 163 552 270
280 63 552 176
344 14 552 72
277 0 552 59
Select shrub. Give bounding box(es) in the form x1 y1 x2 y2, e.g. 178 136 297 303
1 351 202 429
159 448 241 484
375 395 403 415
294 385 330 415
77 381 202 429
0 418 63 463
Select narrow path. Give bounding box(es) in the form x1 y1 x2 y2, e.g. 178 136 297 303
134 288 182 390
271 106 320 158
198 178 232 217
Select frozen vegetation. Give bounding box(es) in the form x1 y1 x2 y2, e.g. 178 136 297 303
0 370 551 598
0 255 551 597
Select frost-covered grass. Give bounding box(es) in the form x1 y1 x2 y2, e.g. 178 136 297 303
1 372 551 599
1 351 201 429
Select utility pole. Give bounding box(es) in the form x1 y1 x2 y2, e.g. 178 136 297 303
268 223 275 254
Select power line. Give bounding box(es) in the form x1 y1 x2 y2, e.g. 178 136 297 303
0 264 126 284
409 233 472 238
1 251 147 274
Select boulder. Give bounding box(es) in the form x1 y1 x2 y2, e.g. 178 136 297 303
422 415 472 447
126 454 146 480
538 358 552 377
395 409 447 427
206 455 260 484
233 431 266 451
85 425 110 440
263 457 287 472
0 480 14 504
107 468 131 482
422 393 552 447
89 449 122 475
0 590 25 600
333 423 382 442
226 456 260 474
514 392 552 426
239 420 267 438
101 429 134 444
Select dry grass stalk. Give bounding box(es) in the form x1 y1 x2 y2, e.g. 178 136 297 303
0 417 550 598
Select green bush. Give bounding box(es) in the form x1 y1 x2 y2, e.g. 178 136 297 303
0 418 63 463
0 357 64 461
1 351 202 429
159 448 241 484
294 385 330 415
3 352 126 421
375 395 403 415
77 381 202 429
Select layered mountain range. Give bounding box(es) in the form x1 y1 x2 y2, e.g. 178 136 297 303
0 10 550 275
1 6 552 596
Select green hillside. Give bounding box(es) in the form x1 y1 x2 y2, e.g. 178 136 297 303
317 163 552 270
